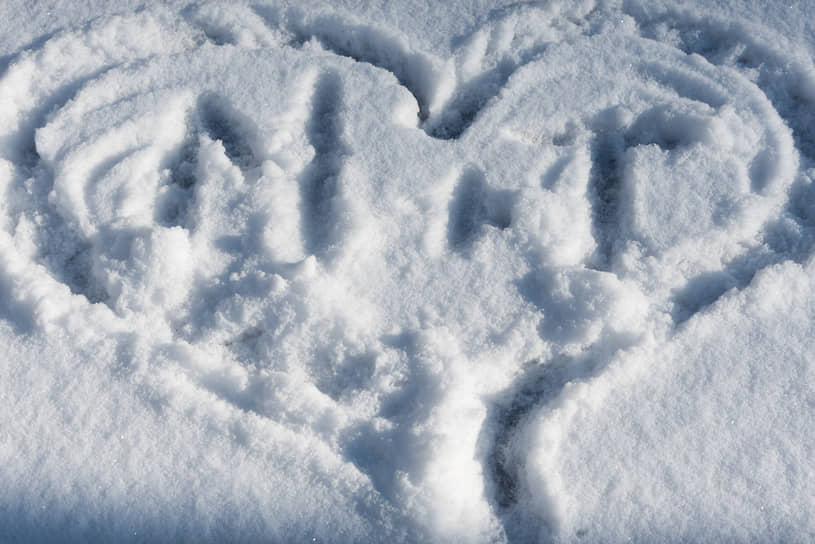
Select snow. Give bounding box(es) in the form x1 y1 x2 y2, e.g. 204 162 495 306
0 0 813 541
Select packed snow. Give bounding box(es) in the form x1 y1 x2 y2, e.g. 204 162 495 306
0 0 814 541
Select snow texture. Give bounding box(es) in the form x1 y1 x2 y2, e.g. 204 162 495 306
0 0 814 541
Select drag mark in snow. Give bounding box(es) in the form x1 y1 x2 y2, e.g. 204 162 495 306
255 6 441 122
671 245 799 326
424 65 516 140
255 4 597 140
157 95 263 230
631 9 815 165
424 47 545 140
587 102 721 272
198 93 262 171
300 71 349 258
627 6 815 246
184 3 285 48
189 15 236 46
485 359 575 511
471 6 809 538
482 350 622 543
157 122 198 228
426 2 602 140
623 8 815 323
586 123 626 272
0 10 203 309
447 166 513 251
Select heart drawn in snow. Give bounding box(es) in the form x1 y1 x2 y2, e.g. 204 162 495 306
0 1 811 538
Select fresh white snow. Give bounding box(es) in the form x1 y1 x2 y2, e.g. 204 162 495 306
0 0 814 541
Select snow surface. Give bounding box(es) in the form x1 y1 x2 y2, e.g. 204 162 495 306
0 0 814 541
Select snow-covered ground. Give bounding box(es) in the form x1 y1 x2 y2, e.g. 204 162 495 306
1 0 814 541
